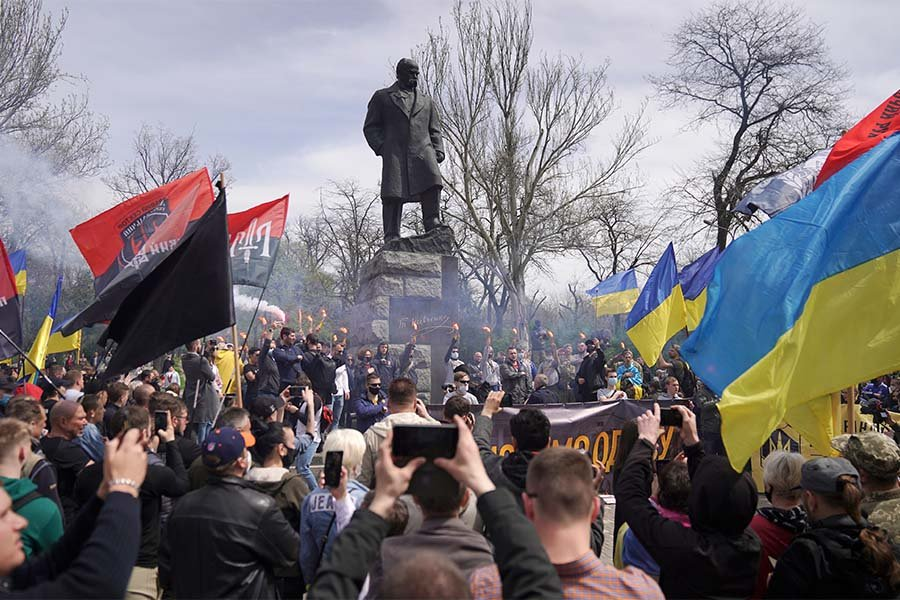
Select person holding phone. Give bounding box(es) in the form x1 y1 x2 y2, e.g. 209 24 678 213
615 404 760 599
299 429 369 584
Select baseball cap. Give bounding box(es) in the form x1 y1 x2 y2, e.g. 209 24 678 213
801 457 860 494
831 432 900 479
64 389 84 402
202 427 255 468
250 394 285 420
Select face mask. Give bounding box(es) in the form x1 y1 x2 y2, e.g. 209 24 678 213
608 377 618 388
368 385 381 395
244 452 253 476
586 346 595 353
450 352 459 360
283 447 298 469
460 383 469 393
364 356 371 363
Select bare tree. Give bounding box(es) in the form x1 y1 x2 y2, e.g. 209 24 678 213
105 123 231 198
317 180 382 306
417 0 647 346
651 0 847 249
0 0 108 176
577 194 664 283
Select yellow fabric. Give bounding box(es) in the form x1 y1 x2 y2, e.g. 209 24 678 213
14 270 26 296
214 350 243 396
720 248 900 470
684 288 707 331
614 523 629 569
626 285 686 366
45 329 81 355
593 288 640 317
24 317 53 378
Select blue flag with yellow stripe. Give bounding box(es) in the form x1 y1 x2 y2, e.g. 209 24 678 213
678 247 723 331
682 133 900 470
24 276 62 381
586 269 640 316
8 250 25 296
625 243 686 365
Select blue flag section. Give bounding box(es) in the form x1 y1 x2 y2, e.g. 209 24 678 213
678 247 723 331
586 269 640 316
682 133 900 470
625 243 686 365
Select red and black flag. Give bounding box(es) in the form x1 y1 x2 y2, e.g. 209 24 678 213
228 195 289 288
66 169 215 330
76 183 235 377
0 239 23 359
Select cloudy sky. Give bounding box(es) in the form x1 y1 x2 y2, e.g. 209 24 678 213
45 0 899 291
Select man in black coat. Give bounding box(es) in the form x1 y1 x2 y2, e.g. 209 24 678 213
575 338 605 402
364 58 445 242
180 340 219 444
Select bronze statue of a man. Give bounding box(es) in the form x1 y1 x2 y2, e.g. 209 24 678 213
364 58 445 243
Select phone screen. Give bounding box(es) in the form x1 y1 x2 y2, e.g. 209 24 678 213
323 450 343 488
391 424 458 460
660 408 683 428
154 410 168 433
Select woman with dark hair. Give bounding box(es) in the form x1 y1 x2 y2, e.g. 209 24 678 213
766 457 900 598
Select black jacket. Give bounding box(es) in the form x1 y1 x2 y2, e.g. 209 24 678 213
309 488 561 599
160 475 299 599
575 350 605 402
766 514 899 599
616 439 761 599
74 443 189 568
257 342 282 397
2 493 140 599
300 346 342 400
527 386 558 405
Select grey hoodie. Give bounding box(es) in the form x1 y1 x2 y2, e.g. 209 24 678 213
358 411 437 488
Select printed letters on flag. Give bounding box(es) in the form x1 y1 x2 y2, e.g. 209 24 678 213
586 270 640 317
100 185 235 377
682 134 900 470
625 243 686 365
65 169 215 332
815 90 900 188
228 195 289 287
70 169 214 295
0 240 23 360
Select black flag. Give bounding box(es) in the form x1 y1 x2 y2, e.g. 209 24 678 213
101 185 234 377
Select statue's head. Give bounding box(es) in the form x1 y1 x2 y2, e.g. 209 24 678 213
396 58 419 90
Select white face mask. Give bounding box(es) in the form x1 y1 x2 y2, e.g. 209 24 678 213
450 352 459 360
608 377 618 388
243 451 252 476
460 383 469 393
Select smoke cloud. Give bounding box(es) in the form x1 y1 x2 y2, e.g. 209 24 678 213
233 289 286 322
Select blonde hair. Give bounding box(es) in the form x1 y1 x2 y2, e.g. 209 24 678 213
763 450 804 501
323 429 366 477
0 418 32 460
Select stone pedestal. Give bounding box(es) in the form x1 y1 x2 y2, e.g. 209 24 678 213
350 250 459 402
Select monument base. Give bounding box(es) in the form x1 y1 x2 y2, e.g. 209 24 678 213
382 225 455 256
350 250 459 402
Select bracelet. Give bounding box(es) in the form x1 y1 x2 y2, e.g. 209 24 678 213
108 478 140 490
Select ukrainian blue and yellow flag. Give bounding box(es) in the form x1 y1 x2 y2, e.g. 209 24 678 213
625 243 686 365
46 318 81 356
8 250 25 296
586 269 640 317
678 247 723 331
24 276 62 381
682 133 900 470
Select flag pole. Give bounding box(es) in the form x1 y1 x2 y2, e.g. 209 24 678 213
847 386 857 434
231 324 243 408
0 328 64 396
831 391 842 436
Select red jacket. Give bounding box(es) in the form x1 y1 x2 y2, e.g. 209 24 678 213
750 513 798 598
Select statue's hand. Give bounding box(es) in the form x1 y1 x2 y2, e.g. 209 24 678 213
435 150 445 163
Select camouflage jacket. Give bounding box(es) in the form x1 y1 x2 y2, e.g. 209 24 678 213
862 487 900 541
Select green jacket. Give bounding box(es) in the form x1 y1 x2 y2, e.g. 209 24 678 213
0 476 64 557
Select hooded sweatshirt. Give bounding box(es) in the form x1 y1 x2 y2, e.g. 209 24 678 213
0 476 63 557
615 440 760 599
245 466 310 531
358 411 437 488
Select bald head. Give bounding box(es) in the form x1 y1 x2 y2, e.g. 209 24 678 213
48 400 86 440
396 58 419 90
133 384 154 408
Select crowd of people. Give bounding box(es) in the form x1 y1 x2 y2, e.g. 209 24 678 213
0 325 899 599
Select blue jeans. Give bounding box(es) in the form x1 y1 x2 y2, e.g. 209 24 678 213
295 433 319 491
328 394 344 434
195 422 213 445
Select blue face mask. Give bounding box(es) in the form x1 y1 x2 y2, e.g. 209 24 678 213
0 394 10 408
